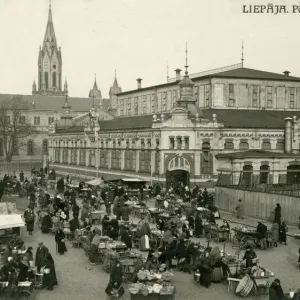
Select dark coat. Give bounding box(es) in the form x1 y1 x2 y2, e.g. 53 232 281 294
55 230 67 254
269 282 284 300
41 215 52 233
35 246 49 269
43 253 58 288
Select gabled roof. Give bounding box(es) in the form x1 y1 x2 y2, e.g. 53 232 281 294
210 67 300 82
117 67 300 96
0 94 111 112
215 150 299 159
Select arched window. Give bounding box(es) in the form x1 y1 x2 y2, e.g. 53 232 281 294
276 140 284 150
52 72 56 87
260 165 270 184
239 139 249 150
44 72 49 89
224 139 234 150
262 139 271 150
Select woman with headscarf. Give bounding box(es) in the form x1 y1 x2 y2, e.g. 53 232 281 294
24 207 35 235
41 212 53 234
269 278 284 300
109 260 123 283
102 215 110 236
55 228 67 255
198 248 213 288
42 252 58 290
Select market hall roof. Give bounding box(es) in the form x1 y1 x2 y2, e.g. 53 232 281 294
0 94 111 112
116 67 300 96
55 109 300 133
215 150 300 160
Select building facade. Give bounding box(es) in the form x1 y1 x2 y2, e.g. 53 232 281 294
48 67 300 187
116 64 300 117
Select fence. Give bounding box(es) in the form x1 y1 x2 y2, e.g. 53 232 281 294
0 161 42 175
215 186 300 225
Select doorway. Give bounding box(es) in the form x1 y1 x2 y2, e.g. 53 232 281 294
166 169 190 191
287 164 300 184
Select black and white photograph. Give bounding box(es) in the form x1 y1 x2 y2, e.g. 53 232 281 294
0 0 300 299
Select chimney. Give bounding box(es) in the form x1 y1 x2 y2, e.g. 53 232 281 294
137 78 142 89
175 69 182 81
283 70 290 76
284 117 293 154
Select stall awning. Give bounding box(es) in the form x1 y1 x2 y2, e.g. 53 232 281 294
121 178 147 183
86 178 104 186
102 174 124 182
0 215 25 230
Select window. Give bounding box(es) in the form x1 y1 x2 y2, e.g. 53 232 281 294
177 137 182 149
184 137 189 149
52 72 56 87
48 117 54 125
63 149 68 163
224 139 234 150
155 138 160 149
27 140 34 155
134 97 138 114
228 84 235 107
169 137 174 149
260 165 270 184
267 86 272 108
162 92 167 111
172 91 177 103
151 94 155 113
262 139 271 150
43 140 48 153
205 85 210 107
34 116 40 125
19 116 25 124
290 87 295 109
252 86 258 107
71 149 77 164
79 149 86 165
44 72 49 89
141 139 145 149
276 140 284 150
127 100 131 115
142 96 146 114
201 142 212 174
239 140 249 150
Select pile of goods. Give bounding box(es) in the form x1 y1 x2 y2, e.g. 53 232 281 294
129 282 175 296
137 269 174 282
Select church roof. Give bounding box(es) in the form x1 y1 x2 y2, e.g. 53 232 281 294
0 94 111 113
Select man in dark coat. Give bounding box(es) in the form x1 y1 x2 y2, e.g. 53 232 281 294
269 279 284 300
35 242 49 272
274 204 281 224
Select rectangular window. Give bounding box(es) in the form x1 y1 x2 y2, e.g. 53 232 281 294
205 85 210 107
262 139 271 150
48 117 54 125
184 137 189 149
34 116 40 125
134 97 138 114
224 139 234 150
276 140 284 150
290 87 295 109
201 151 212 174
27 140 34 155
151 94 155 113
19 116 25 124
228 84 235 107
169 137 174 149
267 86 272 108
239 141 249 150
252 86 258 107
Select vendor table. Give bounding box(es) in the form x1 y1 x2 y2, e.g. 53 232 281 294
130 285 175 300
90 210 103 225
206 226 230 243
232 228 262 249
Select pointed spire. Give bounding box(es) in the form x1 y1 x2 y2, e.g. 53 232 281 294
115 69 117 79
241 40 244 67
184 42 189 76
48 0 53 23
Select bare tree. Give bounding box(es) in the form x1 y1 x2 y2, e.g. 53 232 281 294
0 96 35 166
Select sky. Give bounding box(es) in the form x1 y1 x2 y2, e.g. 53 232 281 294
1 0 300 98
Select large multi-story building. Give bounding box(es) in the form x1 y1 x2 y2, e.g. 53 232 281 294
48 64 300 187
0 4 119 172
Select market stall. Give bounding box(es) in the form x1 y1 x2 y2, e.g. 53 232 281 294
232 227 268 249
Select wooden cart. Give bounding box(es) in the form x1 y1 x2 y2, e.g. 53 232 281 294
0 281 37 300
232 228 261 249
206 226 230 243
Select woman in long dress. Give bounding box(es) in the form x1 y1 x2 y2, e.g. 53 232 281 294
41 212 52 234
55 228 67 255
138 215 151 251
42 252 58 290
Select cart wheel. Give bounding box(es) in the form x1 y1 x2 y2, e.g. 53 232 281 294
19 290 35 300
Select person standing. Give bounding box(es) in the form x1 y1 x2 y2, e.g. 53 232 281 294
42 251 58 290
35 242 49 272
89 228 101 264
279 221 288 245
138 213 151 251
19 171 24 182
274 204 281 224
257 222 268 250
194 213 203 238
236 199 244 219
242 245 257 268
24 207 35 235
270 221 279 247
55 228 67 255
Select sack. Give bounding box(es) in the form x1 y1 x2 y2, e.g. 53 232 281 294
44 268 50 274
171 258 178 266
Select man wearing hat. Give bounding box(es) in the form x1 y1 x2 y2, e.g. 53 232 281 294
35 242 49 272
242 245 257 268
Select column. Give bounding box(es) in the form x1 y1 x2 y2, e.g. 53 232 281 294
121 140 125 170
174 136 178 150
85 150 89 167
76 149 80 166
67 149 71 164
272 161 279 184
108 140 112 169
181 136 185 150
59 148 63 164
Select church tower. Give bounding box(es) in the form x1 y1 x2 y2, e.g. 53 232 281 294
109 71 122 109
33 3 65 96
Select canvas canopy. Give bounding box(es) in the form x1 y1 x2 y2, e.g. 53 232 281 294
121 178 147 183
0 215 25 230
86 178 104 186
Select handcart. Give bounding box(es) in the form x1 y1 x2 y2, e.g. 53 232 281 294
232 228 260 249
206 226 230 243
0 281 37 300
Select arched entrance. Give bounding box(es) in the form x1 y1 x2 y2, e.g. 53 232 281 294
287 164 300 184
242 165 253 187
166 156 190 190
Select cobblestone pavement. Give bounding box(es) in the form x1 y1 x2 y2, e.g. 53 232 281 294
3 195 300 300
